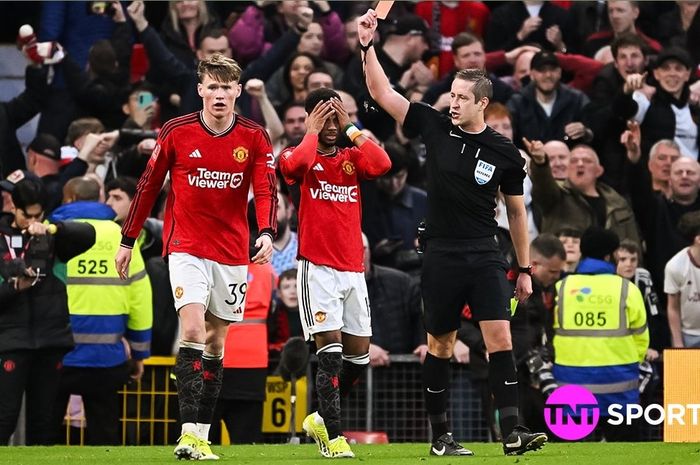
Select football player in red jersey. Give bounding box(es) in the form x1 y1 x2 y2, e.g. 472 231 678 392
115 53 277 460
279 88 390 458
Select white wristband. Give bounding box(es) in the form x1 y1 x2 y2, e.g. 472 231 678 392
345 125 361 142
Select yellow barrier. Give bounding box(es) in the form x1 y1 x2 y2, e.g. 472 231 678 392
62 357 306 445
120 356 179 446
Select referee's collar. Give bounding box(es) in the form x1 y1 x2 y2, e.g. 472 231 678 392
452 124 487 136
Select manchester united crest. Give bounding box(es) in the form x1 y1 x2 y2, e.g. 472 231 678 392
342 160 355 175
233 146 249 163
314 311 327 323
175 286 184 299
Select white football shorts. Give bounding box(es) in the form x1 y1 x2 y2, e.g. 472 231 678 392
297 259 372 341
168 252 248 322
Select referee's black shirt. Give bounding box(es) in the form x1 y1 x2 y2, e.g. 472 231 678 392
403 102 526 240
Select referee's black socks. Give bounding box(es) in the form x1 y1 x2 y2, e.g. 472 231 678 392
423 352 450 439
488 350 519 438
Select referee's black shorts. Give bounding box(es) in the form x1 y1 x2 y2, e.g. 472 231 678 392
421 236 511 336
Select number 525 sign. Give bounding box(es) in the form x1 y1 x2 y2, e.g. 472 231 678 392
262 376 308 433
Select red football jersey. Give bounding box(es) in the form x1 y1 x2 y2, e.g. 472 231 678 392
121 112 277 265
279 134 391 272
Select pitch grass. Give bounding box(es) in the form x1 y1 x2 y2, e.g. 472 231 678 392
1 442 699 465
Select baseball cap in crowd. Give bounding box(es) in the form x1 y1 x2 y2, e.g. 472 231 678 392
0 169 42 193
654 47 694 70
530 51 560 71
28 133 61 161
388 14 429 38
580 227 620 261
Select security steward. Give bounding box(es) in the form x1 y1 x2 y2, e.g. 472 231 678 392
49 177 152 445
553 227 649 441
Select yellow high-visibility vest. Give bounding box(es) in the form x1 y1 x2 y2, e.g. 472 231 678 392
553 274 648 367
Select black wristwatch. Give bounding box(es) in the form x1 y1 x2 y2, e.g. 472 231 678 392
518 265 533 276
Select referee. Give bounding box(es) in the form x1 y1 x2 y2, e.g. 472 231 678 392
358 9 548 456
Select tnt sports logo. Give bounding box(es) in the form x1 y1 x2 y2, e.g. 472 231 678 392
545 385 700 441
310 181 358 203
233 146 248 163
342 160 355 175
188 168 243 189
544 385 600 440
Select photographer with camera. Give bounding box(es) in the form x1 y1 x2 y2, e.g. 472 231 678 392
511 234 566 433
0 178 95 445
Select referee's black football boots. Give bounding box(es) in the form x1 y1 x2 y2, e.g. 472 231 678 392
503 425 548 455
429 432 474 456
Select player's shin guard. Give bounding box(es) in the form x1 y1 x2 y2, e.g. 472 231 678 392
316 343 343 440
423 352 450 438
340 353 369 397
197 351 223 441
173 342 205 428
488 350 519 438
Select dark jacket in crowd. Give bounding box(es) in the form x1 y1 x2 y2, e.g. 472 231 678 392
485 1 575 53
614 84 700 160
585 63 630 192
0 213 96 353
59 21 132 130
138 24 300 119
626 161 700 306
0 66 50 177
507 81 590 150
344 46 412 141
367 264 424 354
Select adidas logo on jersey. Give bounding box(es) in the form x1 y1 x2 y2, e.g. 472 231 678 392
189 149 202 158
313 163 324 172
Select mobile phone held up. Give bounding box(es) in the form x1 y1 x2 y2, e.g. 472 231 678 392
137 92 155 109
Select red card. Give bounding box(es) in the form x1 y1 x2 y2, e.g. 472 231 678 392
375 1 394 20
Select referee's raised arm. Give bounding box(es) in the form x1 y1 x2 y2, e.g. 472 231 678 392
358 9 410 126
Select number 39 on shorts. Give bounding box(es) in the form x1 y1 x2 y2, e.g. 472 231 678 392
225 281 248 313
